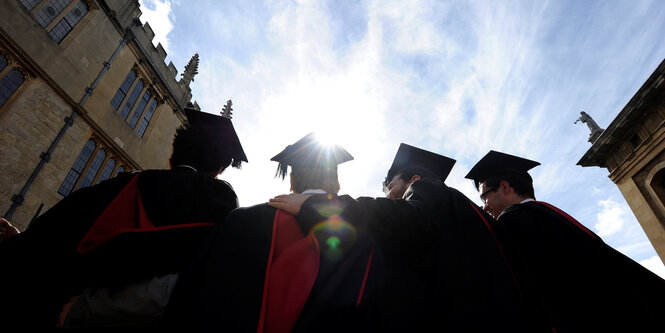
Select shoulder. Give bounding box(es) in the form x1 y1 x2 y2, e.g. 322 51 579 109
228 203 276 220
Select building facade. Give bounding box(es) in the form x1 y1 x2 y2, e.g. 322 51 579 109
0 0 198 230
579 58 665 264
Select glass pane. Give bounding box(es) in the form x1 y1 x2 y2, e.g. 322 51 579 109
76 149 106 189
34 0 72 28
48 18 71 43
0 70 25 108
119 80 143 119
110 70 137 110
128 91 150 128
57 139 95 196
0 54 7 72
95 158 116 184
20 0 42 11
49 1 88 43
137 100 158 137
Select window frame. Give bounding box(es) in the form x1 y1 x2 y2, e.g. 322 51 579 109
57 137 129 197
19 0 92 45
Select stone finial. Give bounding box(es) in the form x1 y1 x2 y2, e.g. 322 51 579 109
575 110 604 143
221 100 233 119
180 53 199 87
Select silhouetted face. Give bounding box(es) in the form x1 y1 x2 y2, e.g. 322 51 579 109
385 174 410 199
479 181 511 219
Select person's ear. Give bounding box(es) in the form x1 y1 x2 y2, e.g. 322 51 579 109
408 174 421 185
499 180 511 194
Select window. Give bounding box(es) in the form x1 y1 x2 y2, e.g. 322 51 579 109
114 166 125 177
137 100 158 137
76 148 106 189
58 138 127 197
128 90 150 128
19 0 89 44
119 79 143 120
109 69 160 137
0 53 26 108
0 54 7 71
48 1 89 43
58 139 95 196
95 158 116 184
110 70 137 110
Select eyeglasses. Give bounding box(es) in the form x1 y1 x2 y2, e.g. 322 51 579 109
479 187 498 203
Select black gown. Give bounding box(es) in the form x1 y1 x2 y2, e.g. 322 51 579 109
498 201 665 332
273 179 544 331
0 167 238 329
346 178 542 331
170 194 375 333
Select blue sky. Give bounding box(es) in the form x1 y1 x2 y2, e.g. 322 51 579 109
138 0 665 276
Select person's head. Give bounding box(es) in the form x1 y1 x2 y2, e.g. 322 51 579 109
383 143 456 198
477 173 535 218
465 150 539 218
383 167 431 199
272 133 353 194
170 107 248 177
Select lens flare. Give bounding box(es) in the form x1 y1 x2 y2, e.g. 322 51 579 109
311 215 357 262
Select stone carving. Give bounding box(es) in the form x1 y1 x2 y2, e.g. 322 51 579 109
221 100 233 119
575 111 604 143
180 53 199 87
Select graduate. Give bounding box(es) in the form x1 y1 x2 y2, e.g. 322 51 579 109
170 132 374 332
0 106 247 329
271 143 541 331
466 150 665 332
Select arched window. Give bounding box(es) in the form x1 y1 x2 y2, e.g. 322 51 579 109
95 157 116 184
119 79 144 119
0 69 26 107
76 148 106 189
137 100 158 137
58 139 95 196
114 166 126 177
0 54 7 71
58 139 128 197
21 0 90 44
111 70 137 110
128 89 151 128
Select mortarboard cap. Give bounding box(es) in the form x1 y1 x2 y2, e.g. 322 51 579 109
385 143 456 184
184 107 248 167
465 150 540 189
271 132 354 179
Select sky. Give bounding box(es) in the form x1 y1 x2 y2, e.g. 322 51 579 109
138 0 665 277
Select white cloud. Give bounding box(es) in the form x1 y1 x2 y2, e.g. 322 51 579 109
594 199 628 237
639 255 665 279
138 0 174 53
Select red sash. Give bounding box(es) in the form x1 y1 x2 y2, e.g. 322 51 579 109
77 173 214 254
257 210 320 333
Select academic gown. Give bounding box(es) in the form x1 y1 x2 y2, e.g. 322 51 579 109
298 178 545 331
170 194 375 333
497 201 665 332
0 167 238 329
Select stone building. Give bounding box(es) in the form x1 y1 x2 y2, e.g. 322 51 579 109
0 0 199 230
579 58 665 264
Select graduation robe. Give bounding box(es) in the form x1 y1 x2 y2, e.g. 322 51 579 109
0 167 238 329
170 194 375 332
298 179 545 331
497 201 665 332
